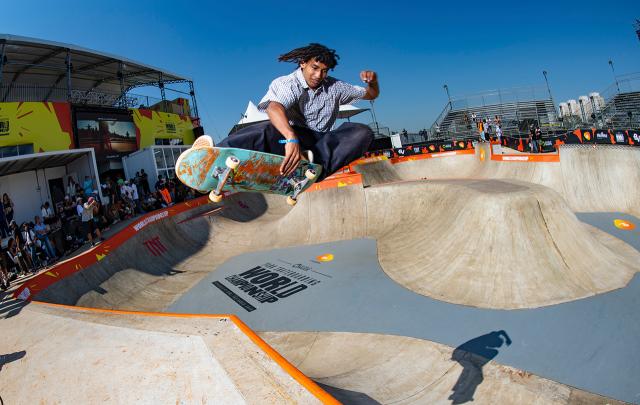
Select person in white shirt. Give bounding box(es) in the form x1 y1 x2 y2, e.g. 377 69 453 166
129 180 141 214
81 197 104 246
41 202 55 225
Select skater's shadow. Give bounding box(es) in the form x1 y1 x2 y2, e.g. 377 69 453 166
0 350 26 372
449 330 512 404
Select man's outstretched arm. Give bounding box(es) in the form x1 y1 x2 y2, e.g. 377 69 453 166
360 70 380 100
266 101 302 176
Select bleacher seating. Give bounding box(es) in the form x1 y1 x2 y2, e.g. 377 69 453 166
600 91 640 128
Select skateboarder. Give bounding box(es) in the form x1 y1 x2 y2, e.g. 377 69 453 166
218 43 380 178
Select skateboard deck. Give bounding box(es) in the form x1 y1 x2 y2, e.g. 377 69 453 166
175 136 322 205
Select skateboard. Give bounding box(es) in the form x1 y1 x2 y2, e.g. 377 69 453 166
175 135 322 205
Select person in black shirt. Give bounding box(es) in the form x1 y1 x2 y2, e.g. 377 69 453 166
528 125 538 153
534 126 542 153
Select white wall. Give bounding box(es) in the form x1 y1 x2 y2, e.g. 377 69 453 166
0 170 46 225
123 148 157 183
0 152 100 225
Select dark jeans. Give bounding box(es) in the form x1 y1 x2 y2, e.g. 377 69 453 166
0 216 8 238
218 122 373 180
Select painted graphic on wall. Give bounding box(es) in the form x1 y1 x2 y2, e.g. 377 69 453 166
0 102 74 152
132 109 196 148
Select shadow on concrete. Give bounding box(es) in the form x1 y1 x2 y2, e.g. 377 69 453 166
0 291 28 319
220 192 268 222
0 350 26 371
32 193 269 308
316 382 381 405
449 330 512 404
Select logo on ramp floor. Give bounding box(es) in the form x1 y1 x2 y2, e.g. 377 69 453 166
614 219 636 231
316 253 334 262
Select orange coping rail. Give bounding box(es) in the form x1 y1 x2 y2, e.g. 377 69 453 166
32 302 340 404
390 149 476 164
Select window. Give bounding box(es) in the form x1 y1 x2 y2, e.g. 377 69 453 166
155 138 183 146
0 144 33 158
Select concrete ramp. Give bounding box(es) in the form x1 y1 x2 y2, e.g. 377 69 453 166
388 144 640 216
0 303 326 404
262 331 627 405
6 143 640 404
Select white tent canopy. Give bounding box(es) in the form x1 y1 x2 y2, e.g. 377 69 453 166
235 101 371 126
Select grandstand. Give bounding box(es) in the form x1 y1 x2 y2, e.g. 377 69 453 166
598 73 640 128
0 34 201 218
429 86 558 141
0 34 199 117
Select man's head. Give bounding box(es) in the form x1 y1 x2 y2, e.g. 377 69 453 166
279 43 339 89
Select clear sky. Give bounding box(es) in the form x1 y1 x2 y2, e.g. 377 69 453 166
3 0 639 142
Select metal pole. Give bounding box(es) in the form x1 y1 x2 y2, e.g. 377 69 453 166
0 42 5 87
369 100 380 136
578 99 586 123
119 61 125 107
158 72 166 102
189 81 199 118
66 49 72 102
443 84 451 109
589 96 598 125
608 60 620 93
542 70 557 120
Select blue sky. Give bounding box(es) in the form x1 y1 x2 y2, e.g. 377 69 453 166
3 1 639 142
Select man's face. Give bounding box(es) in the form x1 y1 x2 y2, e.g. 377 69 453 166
300 58 329 89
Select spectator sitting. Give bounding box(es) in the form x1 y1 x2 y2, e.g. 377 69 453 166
107 201 122 224
21 222 42 269
6 237 30 277
41 201 56 226
33 216 58 261
0 253 9 290
9 220 33 270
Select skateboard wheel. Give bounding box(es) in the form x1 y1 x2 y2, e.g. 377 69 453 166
286 196 297 206
226 156 240 170
209 190 224 203
305 169 317 180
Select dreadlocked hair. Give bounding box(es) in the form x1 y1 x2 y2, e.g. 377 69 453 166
278 43 340 69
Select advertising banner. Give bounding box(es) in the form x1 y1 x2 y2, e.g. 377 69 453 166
0 102 74 152
132 109 196 148
563 128 640 146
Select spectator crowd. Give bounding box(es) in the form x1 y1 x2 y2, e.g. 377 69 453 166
0 170 197 290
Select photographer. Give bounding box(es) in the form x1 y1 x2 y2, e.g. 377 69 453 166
81 197 105 247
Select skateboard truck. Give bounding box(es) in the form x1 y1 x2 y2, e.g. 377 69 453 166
286 168 318 206
209 156 240 203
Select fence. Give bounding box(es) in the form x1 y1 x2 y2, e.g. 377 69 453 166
0 83 182 114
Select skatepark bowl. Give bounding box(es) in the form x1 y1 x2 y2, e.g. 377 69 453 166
2 143 640 404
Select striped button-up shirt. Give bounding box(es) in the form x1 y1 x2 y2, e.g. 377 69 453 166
257 68 366 133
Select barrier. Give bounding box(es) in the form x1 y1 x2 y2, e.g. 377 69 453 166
563 128 640 146
13 197 211 301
